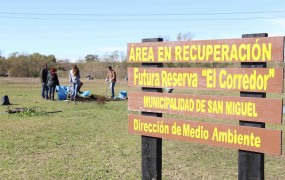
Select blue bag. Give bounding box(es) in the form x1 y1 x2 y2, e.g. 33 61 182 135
57 85 67 100
118 90 127 99
82 91 90 97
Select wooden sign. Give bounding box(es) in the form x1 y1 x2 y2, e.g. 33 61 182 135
128 92 283 124
128 36 284 63
128 68 284 93
128 114 282 155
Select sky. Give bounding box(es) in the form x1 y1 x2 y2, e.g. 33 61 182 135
0 0 285 62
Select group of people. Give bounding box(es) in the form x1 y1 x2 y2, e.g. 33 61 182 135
41 63 60 100
41 64 117 101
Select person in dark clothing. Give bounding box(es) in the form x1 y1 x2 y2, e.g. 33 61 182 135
47 68 60 100
40 63 49 99
78 81 83 93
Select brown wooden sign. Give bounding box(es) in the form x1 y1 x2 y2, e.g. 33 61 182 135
128 92 283 124
128 67 283 93
128 114 282 155
128 36 284 63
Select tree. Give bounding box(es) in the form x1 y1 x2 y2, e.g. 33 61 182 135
109 50 119 61
8 54 29 77
120 51 127 61
176 32 194 67
176 31 194 41
9 52 19 58
101 50 120 62
85 54 99 62
176 32 182 41
47 55 56 63
6 52 57 77
0 56 8 76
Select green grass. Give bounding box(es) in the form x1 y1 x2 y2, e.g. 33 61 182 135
0 77 284 179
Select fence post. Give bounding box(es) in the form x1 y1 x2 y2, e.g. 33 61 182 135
141 38 163 180
238 33 268 180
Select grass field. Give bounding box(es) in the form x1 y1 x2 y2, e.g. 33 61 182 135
0 77 284 179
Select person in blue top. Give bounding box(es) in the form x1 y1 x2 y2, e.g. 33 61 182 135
69 65 80 101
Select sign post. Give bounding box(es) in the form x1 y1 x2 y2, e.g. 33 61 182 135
238 33 268 180
127 34 284 179
141 38 163 180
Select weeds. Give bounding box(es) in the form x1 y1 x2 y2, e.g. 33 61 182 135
17 108 46 117
5 106 47 117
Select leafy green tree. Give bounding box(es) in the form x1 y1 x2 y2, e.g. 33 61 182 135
6 52 57 77
47 55 56 63
85 54 99 62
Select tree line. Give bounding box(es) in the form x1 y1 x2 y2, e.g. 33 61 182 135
0 32 195 79
0 51 129 80
0 52 56 77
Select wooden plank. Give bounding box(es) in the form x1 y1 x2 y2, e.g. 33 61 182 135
128 67 283 93
127 36 284 63
128 114 282 155
128 92 283 124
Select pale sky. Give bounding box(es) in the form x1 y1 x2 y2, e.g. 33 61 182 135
0 0 284 61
